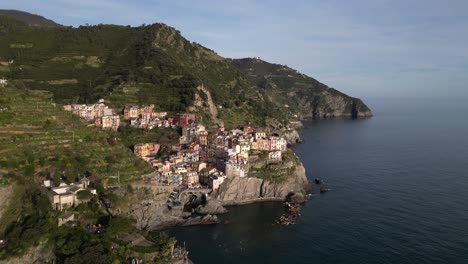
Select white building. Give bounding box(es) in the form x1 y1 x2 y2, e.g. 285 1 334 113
255 132 267 140
211 174 226 191
225 162 247 177
44 177 97 211
268 151 282 162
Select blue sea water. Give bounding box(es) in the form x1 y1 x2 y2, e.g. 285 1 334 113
171 98 468 264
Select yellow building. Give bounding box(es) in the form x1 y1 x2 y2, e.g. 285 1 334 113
124 105 140 120
134 143 151 157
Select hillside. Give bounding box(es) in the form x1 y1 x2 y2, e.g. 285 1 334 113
0 14 285 128
0 84 184 262
231 58 373 119
0 87 153 184
0 9 62 27
0 11 372 129
0 10 374 262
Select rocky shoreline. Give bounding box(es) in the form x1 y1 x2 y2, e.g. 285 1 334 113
218 197 284 206
128 127 312 232
129 163 311 234
215 162 310 204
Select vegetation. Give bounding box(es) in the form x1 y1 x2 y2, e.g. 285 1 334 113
230 58 372 119
249 149 299 183
0 86 152 182
0 9 63 27
0 85 173 262
0 11 372 262
118 126 180 149
0 15 289 128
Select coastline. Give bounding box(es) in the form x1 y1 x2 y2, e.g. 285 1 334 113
134 126 311 232
219 197 285 206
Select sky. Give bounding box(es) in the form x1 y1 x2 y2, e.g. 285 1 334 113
2 0 468 99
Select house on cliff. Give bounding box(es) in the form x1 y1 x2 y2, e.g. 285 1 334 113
44 177 97 210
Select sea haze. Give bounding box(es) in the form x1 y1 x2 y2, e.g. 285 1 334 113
171 98 468 264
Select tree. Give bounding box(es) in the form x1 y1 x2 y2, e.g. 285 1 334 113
107 217 134 236
76 190 93 201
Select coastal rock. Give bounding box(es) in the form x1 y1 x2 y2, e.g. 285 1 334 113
195 199 227 215
283 129 301 145
130 203 186 230
129 199 226 231
312 91 373 119
289 121 304 129
182 214 219 226
216 163 310 205
231 58 373 119
181 212 192 219
288 193 306 204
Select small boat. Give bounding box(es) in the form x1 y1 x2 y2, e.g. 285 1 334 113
314 178 322 184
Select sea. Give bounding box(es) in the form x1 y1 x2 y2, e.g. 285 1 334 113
170 98 468 264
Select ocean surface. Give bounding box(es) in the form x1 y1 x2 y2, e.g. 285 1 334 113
171 98 468 264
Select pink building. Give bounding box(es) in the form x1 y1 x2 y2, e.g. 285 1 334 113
257 139 271 151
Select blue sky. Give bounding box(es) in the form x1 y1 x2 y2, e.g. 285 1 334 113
3 0 468 99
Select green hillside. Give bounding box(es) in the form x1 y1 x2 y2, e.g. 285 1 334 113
231 58 373 119
0 84 181 261
0 15 285 128
0 9 63 27
0 10 375 262
0 86 152 184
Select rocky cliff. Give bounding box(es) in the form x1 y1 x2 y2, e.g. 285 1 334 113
282 129 302 145
216 162 310 205
311 89 373 119
231 58 373 119
129 200 222 231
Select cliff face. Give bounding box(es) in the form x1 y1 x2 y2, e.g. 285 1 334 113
312 89 373 119
282 129 301 145
216 163 310 205
230 58 373 119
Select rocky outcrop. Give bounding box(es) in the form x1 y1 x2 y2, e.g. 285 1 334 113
312 90 373 119
182 214 219 227
189 84 224 127
194 199 227 214
129 198 226 231
231 58 373 120
216 163 310 205
283 129 301 145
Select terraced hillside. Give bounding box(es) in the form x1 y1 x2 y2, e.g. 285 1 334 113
0 85 153 186
0 84 187 263
0 15 284 128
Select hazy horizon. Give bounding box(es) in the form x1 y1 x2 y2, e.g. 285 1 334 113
2 0 468 99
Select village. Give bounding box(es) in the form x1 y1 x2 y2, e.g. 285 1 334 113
42 99 290 226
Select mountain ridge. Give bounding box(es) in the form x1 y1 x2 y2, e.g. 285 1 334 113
0 9 62 27
0 10 372 128
231 57 372 119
